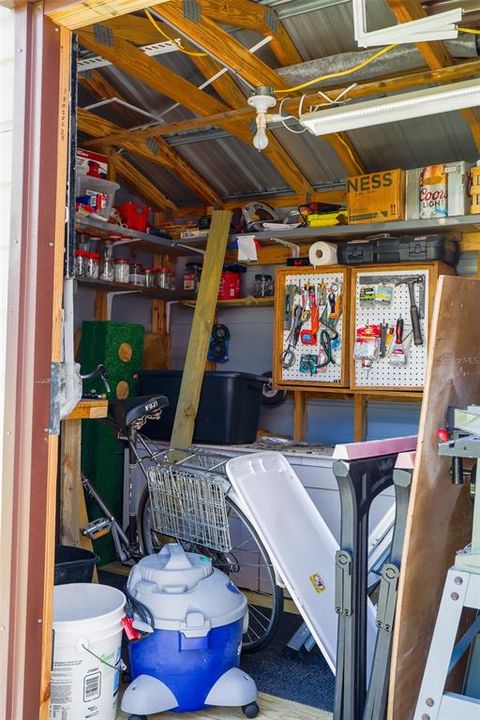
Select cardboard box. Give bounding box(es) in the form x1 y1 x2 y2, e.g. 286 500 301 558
406 162 471 219
76 148 108 179
347 169 405 224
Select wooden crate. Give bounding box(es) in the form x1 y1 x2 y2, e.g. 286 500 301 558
273 266 350 390
350 261 455 391
347 169 405 224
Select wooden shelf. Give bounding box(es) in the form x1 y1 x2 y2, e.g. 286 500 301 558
76 277 197 301
65 398 108 421
233 215 480 244
180 295 274 308
75 215 188 256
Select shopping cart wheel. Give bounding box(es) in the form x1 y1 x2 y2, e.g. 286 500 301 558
242 702 259 718
128 715 147 720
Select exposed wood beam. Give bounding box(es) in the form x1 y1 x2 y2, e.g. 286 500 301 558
198 0 302 66
111 153 178 211
387 0 480 151
155 0 286 89
78 108 224 206
155 1 363 175
44 0 171 30
77 29 228 117
85 58 480 148
191 56 315 196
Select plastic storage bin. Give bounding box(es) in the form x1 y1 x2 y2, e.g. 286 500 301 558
54 546 99 585
75 176 120 221
138 371 264 444
121 544 257 717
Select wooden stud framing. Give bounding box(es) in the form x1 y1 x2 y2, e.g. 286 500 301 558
293 392 306 442
170 210 232 450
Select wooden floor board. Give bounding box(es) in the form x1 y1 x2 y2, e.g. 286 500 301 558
117 692 332 719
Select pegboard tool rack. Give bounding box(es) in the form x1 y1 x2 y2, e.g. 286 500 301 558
273 261 455 442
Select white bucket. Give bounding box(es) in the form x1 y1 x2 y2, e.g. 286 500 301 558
50 583 125 720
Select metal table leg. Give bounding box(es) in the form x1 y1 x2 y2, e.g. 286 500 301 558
362 467 413 720
333 454 398 720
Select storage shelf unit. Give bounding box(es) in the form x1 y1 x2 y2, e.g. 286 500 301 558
77 278 196 301
233 215 480 243
75 215 186 255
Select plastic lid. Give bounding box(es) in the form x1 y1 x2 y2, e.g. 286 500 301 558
127 543 246 634
145 268 155 274
74 249 89 257
91 252 100 260
115 257 129 263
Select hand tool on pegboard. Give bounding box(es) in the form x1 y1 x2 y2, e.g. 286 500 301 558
389 317 407 365
395 276 424 346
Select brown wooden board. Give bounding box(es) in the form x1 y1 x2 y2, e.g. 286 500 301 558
273 266 350 390
387 275 476 720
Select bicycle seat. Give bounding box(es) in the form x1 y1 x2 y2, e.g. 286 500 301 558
109 394 168 431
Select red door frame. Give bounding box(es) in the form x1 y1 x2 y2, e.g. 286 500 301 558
0 3 70 717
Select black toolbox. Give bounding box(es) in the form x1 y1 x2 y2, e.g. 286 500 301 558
138 370 265 445
338 234 458 266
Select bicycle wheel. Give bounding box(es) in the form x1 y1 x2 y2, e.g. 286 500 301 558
138 487 284 653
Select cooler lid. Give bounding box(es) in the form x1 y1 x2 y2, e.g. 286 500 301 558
127 544 247 635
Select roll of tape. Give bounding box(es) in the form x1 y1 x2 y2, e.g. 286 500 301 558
309 241 337 267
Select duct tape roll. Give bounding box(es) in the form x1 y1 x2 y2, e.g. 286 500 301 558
309 241 337 267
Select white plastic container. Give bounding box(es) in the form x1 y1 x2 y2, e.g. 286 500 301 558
49 583 125 720
75 176 120 221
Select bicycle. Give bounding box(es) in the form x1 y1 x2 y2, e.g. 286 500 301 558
81 392 284 654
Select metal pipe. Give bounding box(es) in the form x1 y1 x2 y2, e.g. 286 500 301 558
277 37 479 88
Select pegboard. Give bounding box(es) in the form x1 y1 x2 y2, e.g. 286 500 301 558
274 267 349 388
352 268 430 389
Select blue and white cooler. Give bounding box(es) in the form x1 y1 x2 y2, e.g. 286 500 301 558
121 543 259 718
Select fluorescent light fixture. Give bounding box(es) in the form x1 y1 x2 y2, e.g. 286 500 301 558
299 78 480 136
352 0 462 48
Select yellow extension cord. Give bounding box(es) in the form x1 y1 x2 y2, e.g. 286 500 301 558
145 8 207 57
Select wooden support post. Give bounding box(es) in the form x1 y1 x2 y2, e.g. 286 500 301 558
94 291 108 321
293 391 306 442
353 393 367 441
170 210 232 451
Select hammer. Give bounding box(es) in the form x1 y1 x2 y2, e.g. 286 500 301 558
395 276 424 346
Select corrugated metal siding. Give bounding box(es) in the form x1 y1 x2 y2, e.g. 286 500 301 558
281 2 397 60
177 135 288 196
347 111 479 172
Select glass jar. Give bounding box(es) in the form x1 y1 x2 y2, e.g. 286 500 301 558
100 241 114 282
89 252 100 279
129 263 145 286
76 235 90 253
114 258 130 284
144 268 156 288
156 267 169 290
74 249 89 278
254 273 274 298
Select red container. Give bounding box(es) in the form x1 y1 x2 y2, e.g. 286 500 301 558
117 201 151 232
218 270 241 300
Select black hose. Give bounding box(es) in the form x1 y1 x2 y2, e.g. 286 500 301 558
124 587 155 633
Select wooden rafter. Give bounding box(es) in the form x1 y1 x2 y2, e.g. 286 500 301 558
154 2 364 174
44 0 171 30
77 108 224 206
387 0 480 151
78 26 317 193
197 0 302 66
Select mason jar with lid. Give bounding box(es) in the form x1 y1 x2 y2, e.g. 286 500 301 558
74 249 89 278
156 267 169 290
145 268 156 288
88 252 100 279
129 263 145 286
114 258 130 284
100 241 114 282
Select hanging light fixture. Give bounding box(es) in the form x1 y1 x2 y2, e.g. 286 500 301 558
247 87 277 151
